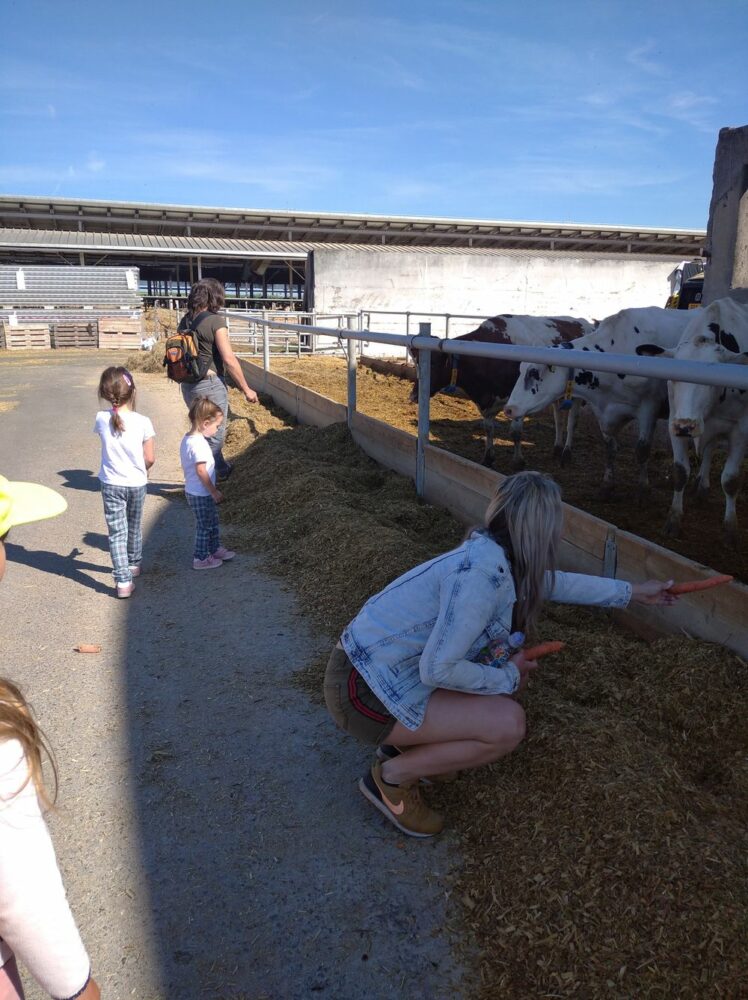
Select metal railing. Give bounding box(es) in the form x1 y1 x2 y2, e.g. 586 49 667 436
236 315 748 495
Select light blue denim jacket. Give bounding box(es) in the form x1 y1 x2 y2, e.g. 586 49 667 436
341 530 632 731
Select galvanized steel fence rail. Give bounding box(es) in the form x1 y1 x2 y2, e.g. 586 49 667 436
227 313 748 496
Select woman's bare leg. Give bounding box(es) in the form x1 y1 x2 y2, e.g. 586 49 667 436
382 689 525 784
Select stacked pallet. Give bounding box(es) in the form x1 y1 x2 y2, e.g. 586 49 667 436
50 322 97 349
98 316 142 350
0 322 52 350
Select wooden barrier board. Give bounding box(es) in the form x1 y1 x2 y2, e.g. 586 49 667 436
98 316 142 350
51 322 97 349
238 357 748 660
0 323 51 350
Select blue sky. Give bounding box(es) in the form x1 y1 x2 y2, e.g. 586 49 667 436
1 0 746 229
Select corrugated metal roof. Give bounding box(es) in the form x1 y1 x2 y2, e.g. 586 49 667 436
0 228 686 264
0 194 706 255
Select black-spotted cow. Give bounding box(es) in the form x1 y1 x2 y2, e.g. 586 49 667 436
503 307 693 498
410 314 595 468
637 298 748 542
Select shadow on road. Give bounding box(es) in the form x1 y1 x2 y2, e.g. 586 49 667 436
5 542 113 596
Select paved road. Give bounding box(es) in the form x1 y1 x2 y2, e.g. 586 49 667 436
0 353 463 1000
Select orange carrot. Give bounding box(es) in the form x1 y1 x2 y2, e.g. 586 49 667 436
666 575 733 596
522 641 566 660
74 644 102 653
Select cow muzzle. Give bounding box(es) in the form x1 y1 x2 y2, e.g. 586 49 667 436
503 404 521 419
671 418 703 439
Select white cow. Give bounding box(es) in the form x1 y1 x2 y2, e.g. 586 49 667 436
503 307 693 497
637 298 748 542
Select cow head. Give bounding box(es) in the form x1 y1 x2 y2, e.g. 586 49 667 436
409 346 454 403
503 357 568 419
638 302 748 438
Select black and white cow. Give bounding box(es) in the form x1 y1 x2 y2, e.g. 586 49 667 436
503 307 693 497
410 314 595 468
637 298 748 542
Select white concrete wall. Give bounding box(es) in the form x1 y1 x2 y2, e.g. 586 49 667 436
311 247 681 354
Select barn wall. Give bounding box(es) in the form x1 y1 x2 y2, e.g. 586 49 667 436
311 247 680 350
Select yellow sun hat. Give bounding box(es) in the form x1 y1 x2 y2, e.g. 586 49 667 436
0 475 67 537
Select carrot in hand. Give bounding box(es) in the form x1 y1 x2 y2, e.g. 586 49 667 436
522 641 566 660
666 575 733 596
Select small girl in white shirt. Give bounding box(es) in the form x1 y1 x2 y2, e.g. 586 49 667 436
180 397 235 571
93 367 155 598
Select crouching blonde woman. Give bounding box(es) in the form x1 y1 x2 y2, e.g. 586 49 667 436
324 471 677 838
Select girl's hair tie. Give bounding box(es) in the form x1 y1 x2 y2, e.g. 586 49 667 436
112 404 119 412
121 371 133 387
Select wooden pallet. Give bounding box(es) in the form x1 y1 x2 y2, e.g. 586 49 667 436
0 323 52 350
51 322 98 349
98 316 142 350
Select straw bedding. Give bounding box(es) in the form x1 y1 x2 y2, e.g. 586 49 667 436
220 386 747 998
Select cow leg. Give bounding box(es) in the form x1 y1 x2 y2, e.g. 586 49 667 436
693 436 718 503
552 403 563 460
599 431 619 500
510 418 525 470
721 430 746 545
665 434 691 537
560 400 578 467
634 402 660 500
481 416 496 467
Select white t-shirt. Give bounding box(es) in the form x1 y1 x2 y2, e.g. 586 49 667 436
180 432 215 496
93 409 155 487
0 739 90 998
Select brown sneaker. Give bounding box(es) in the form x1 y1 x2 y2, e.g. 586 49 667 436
358 760 444 838
375 744 459 784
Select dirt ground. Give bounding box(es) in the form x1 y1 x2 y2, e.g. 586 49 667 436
267 355 747 583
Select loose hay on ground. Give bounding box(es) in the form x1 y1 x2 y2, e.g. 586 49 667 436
221 388 748 998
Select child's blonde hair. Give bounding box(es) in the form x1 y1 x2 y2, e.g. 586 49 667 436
188 397 223 433
98 367 136 435
484 471 563 634
0 677 57 810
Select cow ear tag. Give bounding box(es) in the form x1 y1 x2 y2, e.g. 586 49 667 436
559 378 575 410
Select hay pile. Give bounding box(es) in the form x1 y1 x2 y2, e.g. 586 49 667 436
221 389 748 998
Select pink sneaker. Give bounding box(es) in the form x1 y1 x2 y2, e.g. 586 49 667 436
193 555 223 571
117 581 135 598
212 546 236 561
129 565 142 577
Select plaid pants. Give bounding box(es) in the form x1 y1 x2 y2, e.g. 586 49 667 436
186 493 220 560
101 483 147 583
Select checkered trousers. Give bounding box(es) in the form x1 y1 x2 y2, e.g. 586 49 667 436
186 493 220 560
101 483 147 583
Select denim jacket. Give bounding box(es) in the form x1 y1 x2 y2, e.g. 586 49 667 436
341 530 632 731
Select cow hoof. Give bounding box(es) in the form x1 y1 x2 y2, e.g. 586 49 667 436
664 514 681 537
511 457 526 472
552 445 563 461
560 447 572 468
723 524 739 548
694 484 710 505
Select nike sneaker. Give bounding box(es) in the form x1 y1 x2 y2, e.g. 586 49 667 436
358 760 444 838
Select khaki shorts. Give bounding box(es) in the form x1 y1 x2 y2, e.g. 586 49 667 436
324 644 396 746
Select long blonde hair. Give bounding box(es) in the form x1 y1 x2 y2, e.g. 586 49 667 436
484 471 563 634
0 678 57 810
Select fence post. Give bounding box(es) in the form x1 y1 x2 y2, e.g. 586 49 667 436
347 315 357 430
445 313 451 338
416 322 433 496
263 312 270 371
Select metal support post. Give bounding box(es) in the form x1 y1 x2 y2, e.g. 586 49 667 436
347 315 357 430
445 314 451 338
415 322 433 496
263 313 270 371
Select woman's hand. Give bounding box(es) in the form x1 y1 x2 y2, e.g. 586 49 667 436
243 388 258 404
510 649 539 694
630 579 678 606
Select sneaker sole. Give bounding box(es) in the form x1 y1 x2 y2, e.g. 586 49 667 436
192 563 222 570
357 773 437 839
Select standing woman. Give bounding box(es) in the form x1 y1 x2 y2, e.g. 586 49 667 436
178 278 258 480
324 471 678 839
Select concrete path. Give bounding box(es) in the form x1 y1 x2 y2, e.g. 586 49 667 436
0 354 463 1000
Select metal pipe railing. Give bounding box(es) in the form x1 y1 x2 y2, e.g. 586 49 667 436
233 314 748 496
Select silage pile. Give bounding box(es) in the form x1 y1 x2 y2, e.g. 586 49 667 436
222 389 747 998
